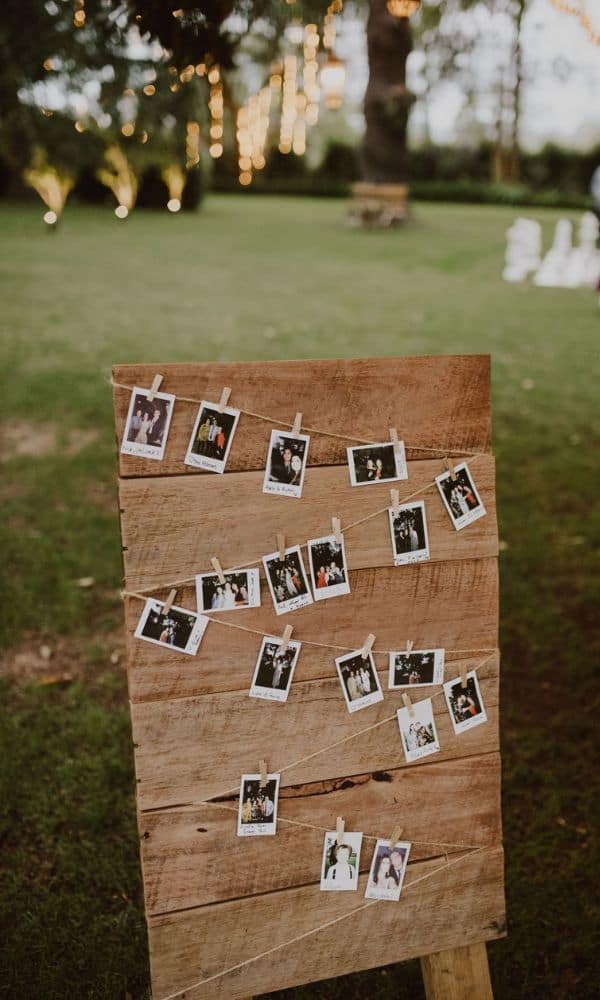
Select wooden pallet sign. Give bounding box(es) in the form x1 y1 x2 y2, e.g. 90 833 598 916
112 356 506 1000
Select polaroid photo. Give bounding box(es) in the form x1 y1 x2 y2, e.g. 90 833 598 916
184 400 240 473
435 461 486 531
444 671 488 735
396 697 441 763
335 650 384 714
347 441 408 487
365 839 411 901
120 386 175 461
195 568 260 614
262 545 313 615
263 430 310 498
388 500 430 566
307 533 351 602
134 598 209 656
249 635 301 703
320 830 363 892
237 774 280 837
388 648 445 689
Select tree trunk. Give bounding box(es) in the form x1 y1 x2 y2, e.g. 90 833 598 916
362 0 414 184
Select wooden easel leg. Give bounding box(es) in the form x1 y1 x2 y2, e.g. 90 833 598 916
420 942 493 1000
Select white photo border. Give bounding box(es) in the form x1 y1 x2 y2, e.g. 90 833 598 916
388 499 431 566
435 461 486 531
120 386 176 462
184 399 241 473
262 429 310 499
388 647 445 689
335 649 384 714
134 598 209 656
307 532 351 602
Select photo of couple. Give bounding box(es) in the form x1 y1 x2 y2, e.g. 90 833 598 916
320 831 363 892
237 774 280 836
347 441 407 487
365 839 411 901
397 698 441 763
388 500 430 565
436 462 486 531
121 387 175 461
134 598 208 657
335 650 384 713
263 431 310 498
249 636 301 702
185 400 240 473
263 546 313 615
307 534 351 602
444 672 487 735
195 568 260 613
389 648 445 688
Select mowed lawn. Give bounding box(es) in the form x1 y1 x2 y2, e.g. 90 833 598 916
0 196 598 999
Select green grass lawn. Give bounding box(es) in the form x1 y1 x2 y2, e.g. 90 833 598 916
0 195 598 998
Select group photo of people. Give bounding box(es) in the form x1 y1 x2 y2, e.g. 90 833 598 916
123 390 174 454
320 832 363 891
437 463 485 529
186 402 239 471
136 601 197 653
390 649 443 687
365 840 411 901
444 673 487 734
308 535 350 601
263 431 309 496
336 652 383 712
250 638 299 701
237 777 279 836
398 700 440 762
263 547 313 613
347 441 405 486
389 501 430 563
196 568 258 613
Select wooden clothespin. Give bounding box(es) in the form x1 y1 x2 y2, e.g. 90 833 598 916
460 664 469 689
217 386 231 412
336 815 345 844
146 374 163 403
361 633 376 660
388 824 404 847
402 692 415 718
389 427 401 454
332 517 342 543
210 557 226 584
277 533 286 562
163 588 177 615
279 624 293 654
292 412 302 436
443 456 458 482
390 488 400 514
259 759 268 788
406 639 414 653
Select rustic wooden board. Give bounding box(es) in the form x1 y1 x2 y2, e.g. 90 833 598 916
147 846 506 1000
119 456 497 590
112 355 504 1000
113 355 492 478
131 662 499 812
125 559 499 703
140 754 501 915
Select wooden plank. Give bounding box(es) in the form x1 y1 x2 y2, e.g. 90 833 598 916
119 456 497 591
125 559 499 703
140 754 501 915
112 356 491 478
421 942 494 1000
131 660 499 812
147 846 506 1000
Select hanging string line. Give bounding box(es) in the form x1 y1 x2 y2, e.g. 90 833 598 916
110 377 486 455
156 845 486 1000
118 450 487 600
148 650 496 809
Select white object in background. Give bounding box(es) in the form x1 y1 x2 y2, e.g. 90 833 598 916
534 218 573 287
564 213 600 288
502 217 542 282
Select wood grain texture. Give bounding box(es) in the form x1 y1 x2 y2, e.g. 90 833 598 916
119 456 497 591
147 846 506 1000
421 942 494 1000
112 356 492 478
125 559 499 703
140 754 501 915
131 657 499 812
